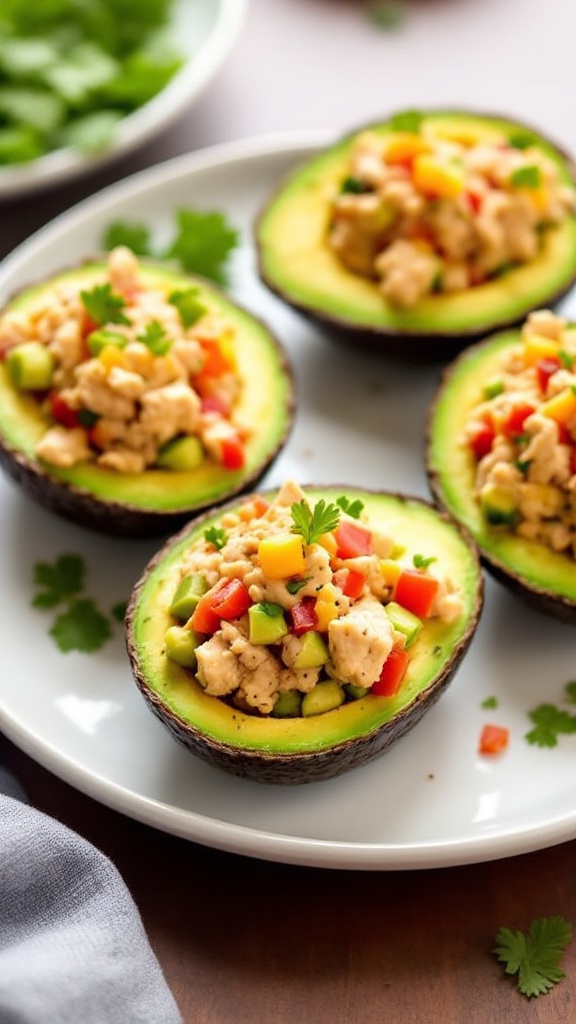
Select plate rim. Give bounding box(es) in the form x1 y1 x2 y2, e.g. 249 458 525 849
1 132 576 871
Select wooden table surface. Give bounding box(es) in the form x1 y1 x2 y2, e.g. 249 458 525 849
2 3 576 1020
4 736 575 1024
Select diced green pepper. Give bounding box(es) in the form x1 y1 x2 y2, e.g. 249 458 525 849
87 329 128 356
483 378 505 399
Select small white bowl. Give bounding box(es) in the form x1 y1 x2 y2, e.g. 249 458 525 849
0 0 248 200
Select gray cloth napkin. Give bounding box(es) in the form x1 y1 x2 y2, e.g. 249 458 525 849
0 762 183 1024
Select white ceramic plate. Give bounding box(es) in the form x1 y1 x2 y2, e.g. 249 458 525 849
0 0 247 199
1 134 576 871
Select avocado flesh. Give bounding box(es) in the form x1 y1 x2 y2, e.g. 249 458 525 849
126 487 483 784
256 112 576 359
426 330 576 621
0 262 293 535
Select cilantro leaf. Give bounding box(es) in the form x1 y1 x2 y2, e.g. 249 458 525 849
291 498 341 546
340 176 373 195
80 283 129 326
32 554 85 608
507 132 536 151
168 288 207 330
163 208 239 284
286 578 311 595
565 680 576 704
481 696 499 709
510 165 542 189
494 917 572 998
367 0 406 30
336 496 364 519
525 703 576 748
413 553 437 569
111 600 128 623
136 319 171 355
102 220 152 256
259 602 285 617
50 598 112 653
388 109 423 133
204 526 227 550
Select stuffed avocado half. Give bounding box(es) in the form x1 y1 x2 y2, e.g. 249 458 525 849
125 482 483 784
0 247 294 536
427 309 576 622
256 110 576 361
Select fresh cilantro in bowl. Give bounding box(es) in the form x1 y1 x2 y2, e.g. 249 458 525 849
0 0 184 164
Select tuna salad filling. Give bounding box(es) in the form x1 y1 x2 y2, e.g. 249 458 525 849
328 122 575 308
164 481 464 717
0 247 248 474
464 309 576 555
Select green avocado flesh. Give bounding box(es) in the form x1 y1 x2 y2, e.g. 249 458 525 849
126 487 483 783
256 112 576 344
427 331 576 616
0 261 292 524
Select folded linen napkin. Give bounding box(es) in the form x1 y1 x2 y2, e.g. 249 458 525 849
0 756 183 1024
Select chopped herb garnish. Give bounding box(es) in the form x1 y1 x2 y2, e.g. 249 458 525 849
204 526 227 550
103 220 152 256
481 696 499 709
388 109 423 134
286 578 311 595
50 598 112 654
77 409 100 428
507 132 536 151
111 600 128 623
136 320 171 355
493 916 572 998
168 288 207 330
413 553 436 569
259 602 285 617
290 498 341 546
367 1 406 30
525 702 576 748
340 176 373 195
336 495 364 519
515 458 532 474
565 681 576 704
80 283 129 326
32 553 85 608
510 165 542 190
164 208 239 285
558 350 575 369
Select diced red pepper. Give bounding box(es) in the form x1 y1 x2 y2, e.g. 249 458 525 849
334 520 373 559
394 569 439 618
82 314 99 338
501 401 537 437
468 419 495 460
220 433 245 470
464 188 483 214
536 356 561 393
557 422 571 446
333 568 367 600
478 723 510 755
49 391 80 429
290 598 318 636
571 447 576 475
371 647 410 697
200 394 231 416
199 338 234 378
189 591 222 635
210 578 253 621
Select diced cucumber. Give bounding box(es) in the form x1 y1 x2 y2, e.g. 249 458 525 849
384 600 422 648
301 680 345 717
271 690 302 718
479 483 519 526
169 573 208 621
156 435 204 471
248 602 288 644
7 341 55 390
293 630 329 668
164 625 202 668
483 378 505 399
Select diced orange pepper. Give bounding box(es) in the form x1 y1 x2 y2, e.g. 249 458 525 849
540 387 576 426
412 154 464 198
383 132 430 166
478 723 510 755
522 332 560 367
394 569 439 618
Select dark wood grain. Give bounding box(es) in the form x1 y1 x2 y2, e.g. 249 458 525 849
4 738 575 1024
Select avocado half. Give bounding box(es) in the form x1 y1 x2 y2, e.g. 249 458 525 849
0 260 294 537
426 331 576 622
255 110 576 361
125 486 484 784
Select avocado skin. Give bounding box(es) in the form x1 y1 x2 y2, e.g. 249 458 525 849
125 487 484 784
426 333 576 623
0 259 295 537
255 110 576 363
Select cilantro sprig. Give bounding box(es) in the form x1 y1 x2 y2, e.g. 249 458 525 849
336 496 364 519
102 206 240 286
204 526 227 550
80 282 129 326
493 916 572 998
510 165 542 189
136 320 171 355
525 680 576 747
413 553 436 569
32 553 123 653
290 498 340 546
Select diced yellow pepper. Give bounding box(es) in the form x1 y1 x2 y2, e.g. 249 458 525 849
317 531 338 557
540 387 576 426
379 559 402 588
314 583 340 632
522 332 560 366
426 123 487 147
258 534 307 579
99 345 129 371
383 132 430 164
517 184 549 214
412 154 464 198
218 329 236 369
